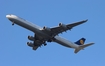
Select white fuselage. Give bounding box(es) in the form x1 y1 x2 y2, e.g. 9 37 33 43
54 36 78 48
6 14 79 49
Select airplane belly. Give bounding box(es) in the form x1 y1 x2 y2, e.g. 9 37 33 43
53 36 78 48
9 18 51 39
12 19 40 32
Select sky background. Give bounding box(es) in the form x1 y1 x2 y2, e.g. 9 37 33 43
0 0 105 66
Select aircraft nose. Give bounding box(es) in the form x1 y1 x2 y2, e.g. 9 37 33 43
6 15 10 18
6 14 18 19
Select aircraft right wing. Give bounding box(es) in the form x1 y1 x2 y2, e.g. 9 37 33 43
50 19 88 36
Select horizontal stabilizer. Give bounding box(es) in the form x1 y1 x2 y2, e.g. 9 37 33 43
74 42 94 53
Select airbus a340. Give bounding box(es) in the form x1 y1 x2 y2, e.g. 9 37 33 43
6 14 94 53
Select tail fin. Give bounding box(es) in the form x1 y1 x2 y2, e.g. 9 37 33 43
75 38 86 45
74 42 94 53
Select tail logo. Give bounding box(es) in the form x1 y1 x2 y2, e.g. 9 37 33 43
80 40 84 45
75 38 86 45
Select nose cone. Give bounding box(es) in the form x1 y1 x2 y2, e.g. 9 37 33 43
6 14 18 19
6 15 10 18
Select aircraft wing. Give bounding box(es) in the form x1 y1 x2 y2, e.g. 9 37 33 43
27 34 46 50
33 34 46 50
32 46 39 50
51 19 88 36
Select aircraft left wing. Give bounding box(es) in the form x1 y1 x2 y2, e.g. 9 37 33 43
27 34 47 50
51 19 88 36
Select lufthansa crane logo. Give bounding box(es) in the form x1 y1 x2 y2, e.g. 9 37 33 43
80 40 84 45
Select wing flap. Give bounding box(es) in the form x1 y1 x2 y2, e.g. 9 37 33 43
51 19 88 36
67 20 88 29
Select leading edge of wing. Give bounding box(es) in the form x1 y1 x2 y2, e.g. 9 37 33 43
50 19 88 35
67 19 88 29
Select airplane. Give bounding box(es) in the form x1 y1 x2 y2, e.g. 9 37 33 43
6 14 94 53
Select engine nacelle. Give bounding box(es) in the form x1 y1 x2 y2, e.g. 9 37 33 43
43 26 51 31
59 23 67 29
28 36 34 41
27 42 34 47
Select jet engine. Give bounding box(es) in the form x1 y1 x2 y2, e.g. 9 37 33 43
59 23 67 29
43 26 51 31
28 36 34 41
27 42 34 47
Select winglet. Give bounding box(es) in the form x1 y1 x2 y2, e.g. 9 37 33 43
83 19 88 22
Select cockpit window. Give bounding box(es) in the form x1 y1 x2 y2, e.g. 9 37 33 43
18 16 26 21
9 14 13 16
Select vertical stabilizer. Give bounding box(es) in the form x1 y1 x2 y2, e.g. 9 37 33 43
75 38 86 45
